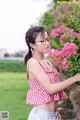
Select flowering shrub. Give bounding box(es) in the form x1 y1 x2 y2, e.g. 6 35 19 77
47 4 80 81
49 25 80 75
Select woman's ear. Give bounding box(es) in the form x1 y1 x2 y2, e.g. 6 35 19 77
29 43 35 49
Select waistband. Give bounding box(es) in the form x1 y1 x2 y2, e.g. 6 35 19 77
33 106 58 116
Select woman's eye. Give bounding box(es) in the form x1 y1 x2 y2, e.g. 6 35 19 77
41 41 45 43
47 39 50 41
47 39 50 42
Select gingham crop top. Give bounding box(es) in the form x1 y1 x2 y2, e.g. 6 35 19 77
26 57 68 105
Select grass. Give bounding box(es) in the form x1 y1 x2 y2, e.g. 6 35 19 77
0 72 32 120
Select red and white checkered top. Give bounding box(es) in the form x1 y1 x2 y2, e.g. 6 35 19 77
26 57 68 105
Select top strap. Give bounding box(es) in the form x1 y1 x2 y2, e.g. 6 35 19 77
46 60 53 69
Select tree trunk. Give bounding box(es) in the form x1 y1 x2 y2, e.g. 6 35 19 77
69 85 80 120
60 72 80 119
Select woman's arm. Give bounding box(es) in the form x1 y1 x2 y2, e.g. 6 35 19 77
29 59 80 95
57 110 62 120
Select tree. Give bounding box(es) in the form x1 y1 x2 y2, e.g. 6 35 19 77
4 53 9 57
14 52 23 57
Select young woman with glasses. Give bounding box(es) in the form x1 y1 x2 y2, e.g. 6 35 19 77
24 26 80 120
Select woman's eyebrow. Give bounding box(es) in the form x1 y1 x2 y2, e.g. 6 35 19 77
40 36 49 39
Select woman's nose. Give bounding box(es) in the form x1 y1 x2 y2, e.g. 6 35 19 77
46 40 50 45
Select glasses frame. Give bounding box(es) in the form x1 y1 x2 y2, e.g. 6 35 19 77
35 38 50 45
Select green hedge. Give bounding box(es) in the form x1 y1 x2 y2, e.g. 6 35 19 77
0 60 26 72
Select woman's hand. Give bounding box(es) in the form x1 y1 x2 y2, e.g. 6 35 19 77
74 73 80 82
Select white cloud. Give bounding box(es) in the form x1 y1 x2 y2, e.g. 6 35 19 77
0 0 52 53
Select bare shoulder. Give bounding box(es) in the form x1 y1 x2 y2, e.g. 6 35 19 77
29 58 39 66
28 58 42 73
27 58 38 68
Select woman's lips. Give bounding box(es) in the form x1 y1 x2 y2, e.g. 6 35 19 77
45 47 51 53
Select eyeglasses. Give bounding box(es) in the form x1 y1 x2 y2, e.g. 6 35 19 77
35 38 50 45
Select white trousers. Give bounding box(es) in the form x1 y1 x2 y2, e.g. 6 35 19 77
28 106 58 120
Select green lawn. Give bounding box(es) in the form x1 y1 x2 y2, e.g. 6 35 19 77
0 72 32 120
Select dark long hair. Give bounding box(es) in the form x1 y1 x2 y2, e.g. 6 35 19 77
24 26 48 65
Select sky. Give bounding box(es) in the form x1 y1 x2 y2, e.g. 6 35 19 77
0 0 52 53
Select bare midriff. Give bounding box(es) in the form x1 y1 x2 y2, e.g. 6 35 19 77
35 101 57 112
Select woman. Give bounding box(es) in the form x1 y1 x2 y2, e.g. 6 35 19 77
24 26 80 120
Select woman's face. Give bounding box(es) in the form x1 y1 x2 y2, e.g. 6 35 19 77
33 31 50 54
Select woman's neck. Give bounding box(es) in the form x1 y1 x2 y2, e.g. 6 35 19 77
32 52 44 61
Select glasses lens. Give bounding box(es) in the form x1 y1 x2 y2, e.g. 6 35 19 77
41 41 46 45
35 39 50 45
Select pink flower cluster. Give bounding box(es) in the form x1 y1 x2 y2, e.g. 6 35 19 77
51 28 64 38
70 29 80 40
51 28 80 41
49 49 68 70
60 33 66 41
61 42 78 58
52 10 60 17
48 42 78 70
70 29 78 37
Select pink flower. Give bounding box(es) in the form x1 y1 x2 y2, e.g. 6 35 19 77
61 42 78 58
61 15 65 19
60 34 66 41
52 10 60 17
49 49 62 60
51 30 59 38
70 29 77 37
70 29 74 32
61 58 68 70
61 63 68 70
77 34 80 40
49 48 69 70
54 28 64 34
49 50 68 70
54 20 59 27
51 28 64 38
59 4 66 9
